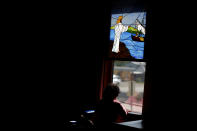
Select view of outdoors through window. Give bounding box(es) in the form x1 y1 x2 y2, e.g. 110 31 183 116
113 61 146 114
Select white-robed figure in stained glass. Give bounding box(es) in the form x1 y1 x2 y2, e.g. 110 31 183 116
112 16 128 53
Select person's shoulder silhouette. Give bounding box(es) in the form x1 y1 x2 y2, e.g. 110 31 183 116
95 84 127 127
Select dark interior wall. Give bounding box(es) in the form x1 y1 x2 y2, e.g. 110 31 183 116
29 1 112 124
142 1 197 130
7 1 112 128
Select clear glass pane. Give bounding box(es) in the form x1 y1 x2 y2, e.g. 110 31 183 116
113 61 146 114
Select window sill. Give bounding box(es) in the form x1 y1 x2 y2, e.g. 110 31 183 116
112 120 143 130
127 112 143 121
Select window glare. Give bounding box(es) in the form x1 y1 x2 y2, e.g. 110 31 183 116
113 61 146 114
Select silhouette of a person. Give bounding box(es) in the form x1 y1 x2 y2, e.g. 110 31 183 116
94 84 127 127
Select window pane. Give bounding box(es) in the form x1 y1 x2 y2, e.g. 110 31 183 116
113 61 146 114
109 12 146 60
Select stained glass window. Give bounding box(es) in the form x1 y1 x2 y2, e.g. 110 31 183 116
109 12 146 60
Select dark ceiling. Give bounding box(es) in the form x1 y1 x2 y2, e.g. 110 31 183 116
111 0 146 13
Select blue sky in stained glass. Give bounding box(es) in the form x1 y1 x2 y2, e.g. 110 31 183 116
110 12 146 59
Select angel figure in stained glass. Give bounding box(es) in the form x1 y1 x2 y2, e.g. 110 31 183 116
112 16 129 53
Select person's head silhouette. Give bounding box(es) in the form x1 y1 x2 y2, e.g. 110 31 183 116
102 84 120 101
